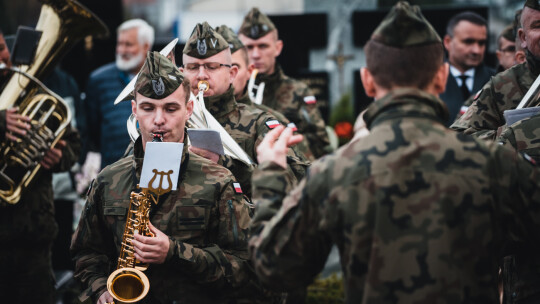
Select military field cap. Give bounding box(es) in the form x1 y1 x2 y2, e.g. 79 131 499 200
183 22 229 59
525 0 540 10
370 1 441 48
215 25 244 54
501 24 515 42
135 51 184 99
239 7 276 39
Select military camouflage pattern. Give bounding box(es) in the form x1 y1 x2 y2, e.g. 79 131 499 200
135 51 185 100
204 87 309 197
497 112 540 302
525 0 540 10
451 59 537 140
499 112 540 162
257 64 330 158
249 88 540 303
371 1 440 48
183 22 230 59
215 25 245 54
239 7 276 40
70 136 253 303
237 92 315 161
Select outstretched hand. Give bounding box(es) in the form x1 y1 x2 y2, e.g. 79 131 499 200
256 125 304 169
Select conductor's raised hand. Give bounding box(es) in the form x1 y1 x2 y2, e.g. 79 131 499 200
256 125 303 169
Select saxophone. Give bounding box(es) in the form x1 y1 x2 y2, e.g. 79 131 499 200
106 134 164 303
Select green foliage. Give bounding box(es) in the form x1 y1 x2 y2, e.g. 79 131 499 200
306 273 345 304
329 93 355 127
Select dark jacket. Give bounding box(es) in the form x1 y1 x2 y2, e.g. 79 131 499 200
440 63 495 126
84 62 133 168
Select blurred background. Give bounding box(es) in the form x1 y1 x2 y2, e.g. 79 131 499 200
0 0 525 125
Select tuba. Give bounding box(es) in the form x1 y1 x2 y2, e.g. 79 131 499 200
0 0 108 204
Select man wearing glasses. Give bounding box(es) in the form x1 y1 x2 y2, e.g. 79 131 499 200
181 22 308 200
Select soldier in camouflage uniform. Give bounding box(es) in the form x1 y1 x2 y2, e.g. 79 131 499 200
181 22 308 198
0 31 80 303
450 1 540 140
71 51 253 304
215 24 315 162
248 2 540 303
238 8 330 158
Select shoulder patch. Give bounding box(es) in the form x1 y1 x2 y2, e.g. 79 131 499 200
287 122 298 131
266 120 280 129
473 89 482 101
459 105 469 116
233 182 243 194
304 95 317 104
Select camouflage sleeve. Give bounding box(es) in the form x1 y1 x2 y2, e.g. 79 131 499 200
254 113 308 182
488 143 540 245
52 124 81 172
165 180 252 290
249 160 333 291
70 178 114 302
295 85 330 158
450 82 501 140
497 125 518 152
219 155 256 199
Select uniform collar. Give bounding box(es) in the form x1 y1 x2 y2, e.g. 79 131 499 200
526 50 540 77
363 88 449 129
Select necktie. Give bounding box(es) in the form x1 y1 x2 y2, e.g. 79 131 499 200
458 75 470 100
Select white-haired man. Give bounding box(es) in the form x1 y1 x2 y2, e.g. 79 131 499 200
82 19 154 169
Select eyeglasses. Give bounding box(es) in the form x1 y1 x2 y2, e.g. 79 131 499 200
499 46 516 53
182 62 232 72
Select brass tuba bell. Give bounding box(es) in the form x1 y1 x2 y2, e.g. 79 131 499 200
0 0 109 204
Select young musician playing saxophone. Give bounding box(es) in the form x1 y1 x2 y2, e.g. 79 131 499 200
70 51 252 304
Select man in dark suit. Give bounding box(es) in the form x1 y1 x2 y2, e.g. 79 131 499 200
441 11 495 125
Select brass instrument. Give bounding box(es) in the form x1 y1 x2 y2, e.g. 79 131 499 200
106 134 167 303
0 0 108 204
106 189 153 303
247 68 265 105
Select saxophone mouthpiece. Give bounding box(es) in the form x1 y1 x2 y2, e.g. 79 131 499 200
152 133 163 142
198 80 209 92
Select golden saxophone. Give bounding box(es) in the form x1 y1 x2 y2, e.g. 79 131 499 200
0 0 108 204
106 133 165 303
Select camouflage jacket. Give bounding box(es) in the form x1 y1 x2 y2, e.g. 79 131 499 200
249 88 540 303
0 108 80 245
499 112 540 162
70 137 253 303
258 64 329 158
204 87 309 197
451 53 540 140
497 111 540 302
237 91 315 161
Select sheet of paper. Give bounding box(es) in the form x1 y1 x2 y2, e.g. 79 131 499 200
504 107 540 126
187 128 225 155
140 142 183 191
